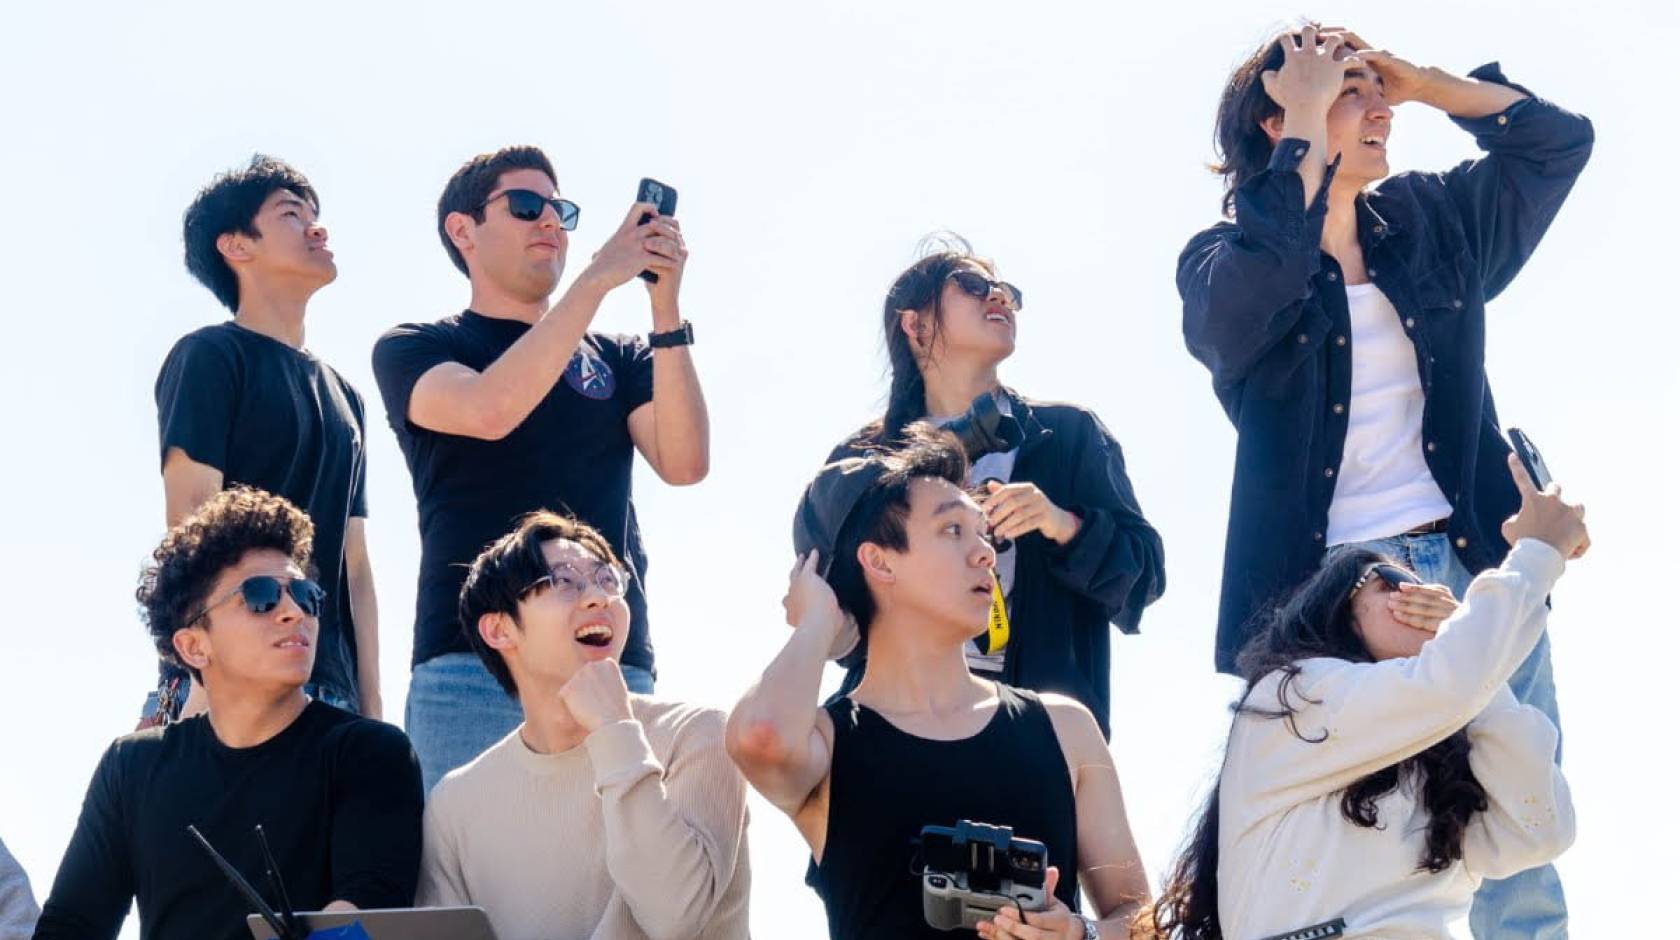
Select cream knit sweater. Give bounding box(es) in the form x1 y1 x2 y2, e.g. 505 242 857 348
418 697 750 940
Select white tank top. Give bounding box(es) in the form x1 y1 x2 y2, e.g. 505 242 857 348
1326 283 1453 546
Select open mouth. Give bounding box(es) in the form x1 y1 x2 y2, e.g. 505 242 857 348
274 635 310 650
1360 135 1387 151
574 623 614 648
983 305 1014 327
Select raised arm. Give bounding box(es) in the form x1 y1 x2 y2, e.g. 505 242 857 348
403 203 676 440
1231 457 1588 814
1354 44 1592 298
585 707 748 940
1179 27 1358 390
625 216 709 485
725 553 838 824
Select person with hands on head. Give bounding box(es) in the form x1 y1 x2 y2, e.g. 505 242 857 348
1179 26 1592 937
731 426 1149 940
34 488 423 940
824 234 1165 739
373 146 709 791
417 512 749 940
1138 456 1584 940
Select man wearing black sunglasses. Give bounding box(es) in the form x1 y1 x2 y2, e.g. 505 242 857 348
373 145 710 791
146 155 380 729
33 487 423 940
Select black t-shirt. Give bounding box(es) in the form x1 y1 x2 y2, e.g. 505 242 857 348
33 701 423 940
155 323 369 700
371 312 656 670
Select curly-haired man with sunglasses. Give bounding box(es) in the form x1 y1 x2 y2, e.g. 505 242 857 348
372 145 710 791
416 511 749 940
33 487 423 940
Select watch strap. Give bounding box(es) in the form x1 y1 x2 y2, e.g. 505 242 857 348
648 320 695 348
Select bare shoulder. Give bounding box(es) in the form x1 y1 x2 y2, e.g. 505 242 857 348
1038 692 1108 762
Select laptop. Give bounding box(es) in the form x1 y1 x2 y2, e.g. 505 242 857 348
246 906 497 940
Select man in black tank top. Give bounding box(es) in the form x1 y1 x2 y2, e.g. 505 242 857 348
727 426 1150 939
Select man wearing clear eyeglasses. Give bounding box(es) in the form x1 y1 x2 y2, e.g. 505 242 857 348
372 145 710 791
416 512 750 940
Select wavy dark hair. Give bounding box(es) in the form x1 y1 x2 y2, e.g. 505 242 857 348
182 155 320 311
850 233 1004 446
1137 546 1489 939
1211 21 1319 217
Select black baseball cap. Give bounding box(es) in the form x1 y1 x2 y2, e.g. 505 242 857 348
792 455 890 579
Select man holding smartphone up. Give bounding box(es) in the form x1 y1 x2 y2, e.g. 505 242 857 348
373 146 708 791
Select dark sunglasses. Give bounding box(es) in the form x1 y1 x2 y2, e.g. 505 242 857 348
481 189 580 230
1350 562 1422 597
187 575 325 626
949 270 1023 311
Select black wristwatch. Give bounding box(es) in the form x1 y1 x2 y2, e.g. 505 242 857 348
648 320 695 349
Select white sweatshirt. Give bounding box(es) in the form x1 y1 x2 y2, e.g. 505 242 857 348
1217 539 1574 940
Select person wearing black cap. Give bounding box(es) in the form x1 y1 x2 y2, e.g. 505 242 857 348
823 235 1165 738
729 426 1149 940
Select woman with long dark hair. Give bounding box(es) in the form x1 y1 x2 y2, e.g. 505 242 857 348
1138 456 1584 940
820 235 1165 739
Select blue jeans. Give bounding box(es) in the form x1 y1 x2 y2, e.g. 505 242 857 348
1344 532 1567 940
404 652 656 793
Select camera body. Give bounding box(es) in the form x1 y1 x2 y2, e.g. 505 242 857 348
944 392 1025 462
919 820 1049 931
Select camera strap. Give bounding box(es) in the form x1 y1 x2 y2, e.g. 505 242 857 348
982 573 1010 655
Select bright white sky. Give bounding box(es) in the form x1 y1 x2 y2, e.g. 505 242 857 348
1 1 1674 937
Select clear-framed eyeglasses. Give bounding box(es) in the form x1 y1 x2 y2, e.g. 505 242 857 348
527 561 631 601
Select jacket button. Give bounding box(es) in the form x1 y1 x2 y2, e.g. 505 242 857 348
1453 299 1465 309
1336 335 1347 346
1296 145 1308 157
1404 317 1416 329
1367 269 1378 278
1426 441 1437 452
1327 271 1339 281
1455 537 1469 549
1324 467 1336 478
1332 403 1345 415
1298 333 1309 344
1313 531 1324 542
1496 115 1509 126
1373 225 1385 235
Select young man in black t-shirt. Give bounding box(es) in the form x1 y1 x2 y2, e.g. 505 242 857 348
144 155 379 725
372 145 709 791
34 488 423 940
727 428 1149 940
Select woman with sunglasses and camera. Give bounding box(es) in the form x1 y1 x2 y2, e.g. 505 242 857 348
1135 455 1585 940
818 235 1165 740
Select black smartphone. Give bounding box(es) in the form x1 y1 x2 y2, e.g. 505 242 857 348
636 177 678 283
1507 427 1553 489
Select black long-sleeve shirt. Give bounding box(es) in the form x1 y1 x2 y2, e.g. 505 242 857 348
34 701 423 940
1177 63 1593 672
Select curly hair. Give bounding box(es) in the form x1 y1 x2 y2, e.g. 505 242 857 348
136 486 315 680
458 511 623 698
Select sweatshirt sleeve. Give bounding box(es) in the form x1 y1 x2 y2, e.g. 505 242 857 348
1225 539 1565 819
415 793 470 908
1460 685 1575 879
0 836 39 940
586 709 748 940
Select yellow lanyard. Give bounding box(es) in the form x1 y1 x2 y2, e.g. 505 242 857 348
982 570 1011 655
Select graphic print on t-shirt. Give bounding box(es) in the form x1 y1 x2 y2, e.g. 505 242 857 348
564 346 616 400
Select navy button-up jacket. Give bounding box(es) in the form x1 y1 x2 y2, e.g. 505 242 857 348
1177 64 1593 673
